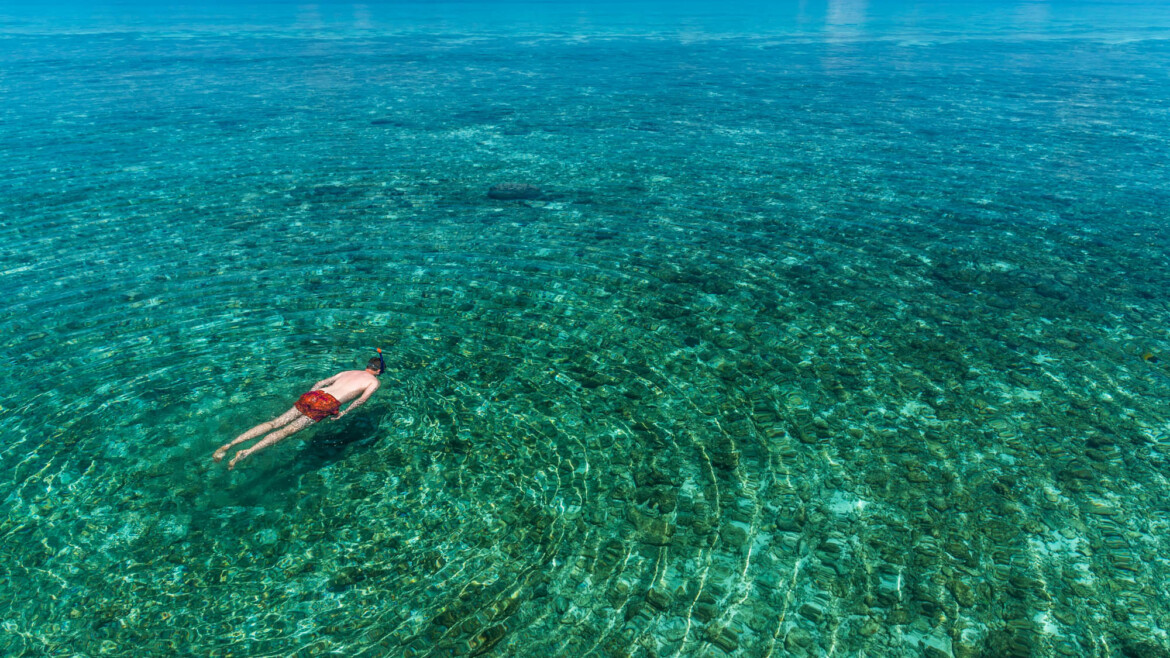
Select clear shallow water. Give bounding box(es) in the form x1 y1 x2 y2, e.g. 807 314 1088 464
3 2 1170 656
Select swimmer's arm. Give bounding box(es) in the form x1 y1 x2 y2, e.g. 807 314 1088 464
311 373 341 390
335 380 380 419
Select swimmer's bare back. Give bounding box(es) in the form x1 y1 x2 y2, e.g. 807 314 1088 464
316 369 381 416
213 358 382 470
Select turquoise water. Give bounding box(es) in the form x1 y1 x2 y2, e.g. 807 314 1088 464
3 2 1170 656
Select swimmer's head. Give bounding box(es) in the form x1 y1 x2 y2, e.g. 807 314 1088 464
366 356 384 375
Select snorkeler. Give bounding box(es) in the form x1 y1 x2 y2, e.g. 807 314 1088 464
213 350 384 470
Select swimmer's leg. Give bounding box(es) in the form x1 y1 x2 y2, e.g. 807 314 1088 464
213 407 301 463
228 415 314 470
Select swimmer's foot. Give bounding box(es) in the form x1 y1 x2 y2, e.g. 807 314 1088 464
213 446 229 463
227 449 249 471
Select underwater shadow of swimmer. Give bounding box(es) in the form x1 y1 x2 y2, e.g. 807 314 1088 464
230 411 387 505
300 410 386 464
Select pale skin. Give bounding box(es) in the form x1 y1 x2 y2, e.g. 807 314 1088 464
213 367 381 470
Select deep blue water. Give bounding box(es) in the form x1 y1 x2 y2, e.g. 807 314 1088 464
2 2 1170 656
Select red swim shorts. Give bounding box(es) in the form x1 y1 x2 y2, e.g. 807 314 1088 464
295 390 341 421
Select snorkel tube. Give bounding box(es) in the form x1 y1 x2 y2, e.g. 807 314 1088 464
376 347 385 373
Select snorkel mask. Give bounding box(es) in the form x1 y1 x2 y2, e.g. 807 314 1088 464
376 347 385 373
